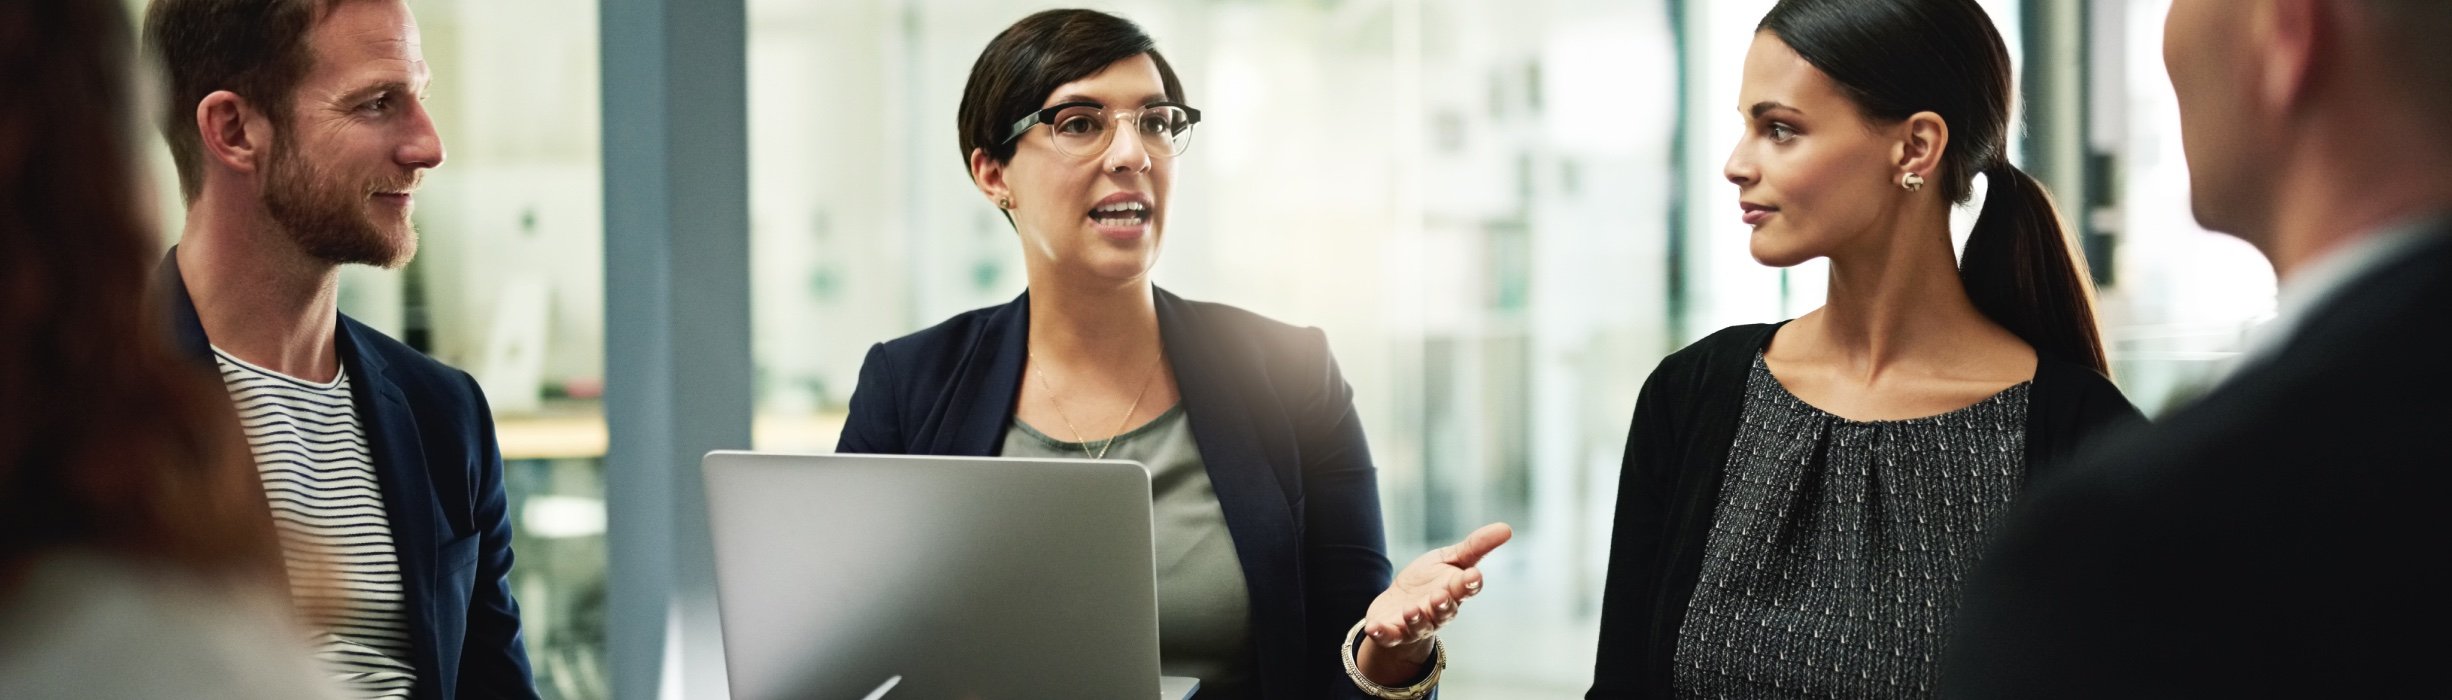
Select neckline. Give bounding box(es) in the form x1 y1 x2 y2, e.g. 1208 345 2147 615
1752 351 2029 427
1011 403 1188 450
210 345 348 391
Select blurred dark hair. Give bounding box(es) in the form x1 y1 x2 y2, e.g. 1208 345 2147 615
143 0 342 203
1763 0 2108 375
0 0 281 584
956 8 1185 172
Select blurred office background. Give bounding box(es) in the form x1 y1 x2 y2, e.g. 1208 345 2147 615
124 0 2276 697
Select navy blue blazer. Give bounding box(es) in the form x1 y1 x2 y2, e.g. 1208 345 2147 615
837 288 1395 699
160 253 538 700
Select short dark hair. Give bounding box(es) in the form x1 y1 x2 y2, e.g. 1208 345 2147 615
955 8 1185 174
143 0 342 203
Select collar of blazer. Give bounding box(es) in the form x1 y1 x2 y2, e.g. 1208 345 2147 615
930 286 1312 684
156 248 454 689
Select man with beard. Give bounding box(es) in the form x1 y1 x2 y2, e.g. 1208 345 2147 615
143 1 537 698
1940 0 2452 697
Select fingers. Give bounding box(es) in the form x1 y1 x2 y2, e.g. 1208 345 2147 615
1365 607 1429 646
1361 598 1422 646
1366 529 1511 649
1432 593 1461 625
1365 618 1404 646
1444 565 1485 603
1365 594 1458 647
1440 522 1515 568
1373 587 1461 643
1401 596 1446 642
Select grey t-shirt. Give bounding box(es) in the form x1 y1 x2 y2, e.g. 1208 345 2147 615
1004 406 1254 696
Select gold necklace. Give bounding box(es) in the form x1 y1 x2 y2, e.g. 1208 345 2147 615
1029 349 1164 460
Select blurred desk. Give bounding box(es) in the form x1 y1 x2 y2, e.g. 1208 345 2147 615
495 403 850 460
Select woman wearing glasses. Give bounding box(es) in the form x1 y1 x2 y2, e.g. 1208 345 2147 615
837 9 1505 699
1587 0 2142 697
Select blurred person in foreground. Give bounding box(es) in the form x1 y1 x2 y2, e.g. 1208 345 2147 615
0 0 337 697
1942 0 2452 696
142 0 537 697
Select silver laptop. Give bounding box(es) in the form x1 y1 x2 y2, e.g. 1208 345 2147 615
702 451 1200 699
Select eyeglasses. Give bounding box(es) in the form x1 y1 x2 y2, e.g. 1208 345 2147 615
1003 101 1203 159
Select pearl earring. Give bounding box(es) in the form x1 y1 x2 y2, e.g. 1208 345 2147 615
998 197 1013 209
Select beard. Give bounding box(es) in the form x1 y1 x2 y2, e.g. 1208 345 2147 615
261 131 419 269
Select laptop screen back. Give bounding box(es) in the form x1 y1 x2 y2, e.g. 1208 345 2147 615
703 451 1161 699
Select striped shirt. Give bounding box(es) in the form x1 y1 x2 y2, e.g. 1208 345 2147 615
215 347 418 699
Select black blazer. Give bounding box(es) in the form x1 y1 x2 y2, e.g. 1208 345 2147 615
836 288 1394 699
160 253 539 700
1588 322 2144 699
1939 227 2452 698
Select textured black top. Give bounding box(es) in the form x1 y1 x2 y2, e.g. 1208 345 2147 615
1673 353 2030 699
1589 322 2143 699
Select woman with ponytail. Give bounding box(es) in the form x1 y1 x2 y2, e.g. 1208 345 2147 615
1586 1 2140 697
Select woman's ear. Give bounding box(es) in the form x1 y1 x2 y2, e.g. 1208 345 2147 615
970 147 1011 209
1896 111 1951 181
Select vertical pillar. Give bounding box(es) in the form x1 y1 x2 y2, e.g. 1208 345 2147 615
601 0 749 697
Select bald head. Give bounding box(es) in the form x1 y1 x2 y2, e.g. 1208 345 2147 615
2356 0 2452 111
2162 0 2452 273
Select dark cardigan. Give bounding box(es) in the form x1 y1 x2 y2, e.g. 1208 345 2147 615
1586 322 2144 699
835 288 1396 699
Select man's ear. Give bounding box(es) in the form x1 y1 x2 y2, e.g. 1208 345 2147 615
196 90 275 176
2256 0 2324 116
969 147 1011 209
1896 111 1952 182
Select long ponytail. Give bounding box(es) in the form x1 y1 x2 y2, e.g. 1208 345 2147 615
1761 0 2110 375
1961 162 2109 375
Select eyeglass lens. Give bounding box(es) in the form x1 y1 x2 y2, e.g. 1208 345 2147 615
1046 105 1194 157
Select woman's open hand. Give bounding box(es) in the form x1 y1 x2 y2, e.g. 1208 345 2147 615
1356 522 1513 677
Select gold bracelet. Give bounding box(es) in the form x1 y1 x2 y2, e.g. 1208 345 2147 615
1340 619 1445 699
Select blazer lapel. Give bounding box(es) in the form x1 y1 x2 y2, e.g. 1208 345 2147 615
162 250 454 696
1154 289 1306 681
920 293 1030 456
337 321 448 696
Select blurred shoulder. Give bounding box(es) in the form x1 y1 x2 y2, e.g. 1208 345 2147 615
0 552 343 699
